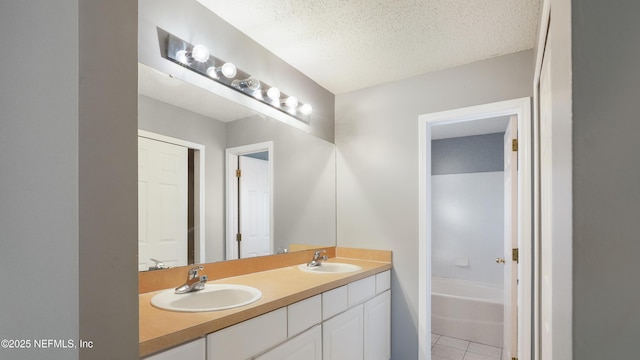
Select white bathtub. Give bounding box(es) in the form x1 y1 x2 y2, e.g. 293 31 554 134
431 277 504 347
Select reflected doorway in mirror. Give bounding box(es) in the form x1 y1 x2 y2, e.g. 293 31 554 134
138 130 206 271
226 142 274 259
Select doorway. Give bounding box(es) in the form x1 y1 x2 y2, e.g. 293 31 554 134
418 98 533 360
137 130 206 270
226 142 274 259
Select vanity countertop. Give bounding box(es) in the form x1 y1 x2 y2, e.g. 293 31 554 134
139 254 391 357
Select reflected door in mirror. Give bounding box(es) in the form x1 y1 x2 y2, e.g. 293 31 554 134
239 154 271 258
138 136 188 270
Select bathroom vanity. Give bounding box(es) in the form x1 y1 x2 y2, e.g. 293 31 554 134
139 247 391 360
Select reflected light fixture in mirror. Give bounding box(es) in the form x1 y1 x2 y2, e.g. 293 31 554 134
159 28 312 124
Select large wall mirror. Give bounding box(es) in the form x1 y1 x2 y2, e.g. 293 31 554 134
138 63 336 271
137 0 337 271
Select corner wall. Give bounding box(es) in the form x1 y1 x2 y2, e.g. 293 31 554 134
0 1 138 359
79 0 139 358
571 1 640 358
335 50 533 359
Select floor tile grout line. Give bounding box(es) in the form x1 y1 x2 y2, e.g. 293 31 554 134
431 333 503 360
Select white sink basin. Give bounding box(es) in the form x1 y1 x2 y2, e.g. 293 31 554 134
151 284 262 312
298 262 362 274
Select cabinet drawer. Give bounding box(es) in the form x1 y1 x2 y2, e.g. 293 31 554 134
322 285 348 320
288 294 321 337
375 270 391 294
142 338 205 360
348 276 376 307
207 308 287 360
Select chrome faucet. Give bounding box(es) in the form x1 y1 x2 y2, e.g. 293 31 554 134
307 250 328 267
175 265 208 294
149 258 168 271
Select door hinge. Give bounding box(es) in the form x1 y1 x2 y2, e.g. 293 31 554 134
512 248 519 263
236 169 241 177
512 139 519 152
236 233 242 242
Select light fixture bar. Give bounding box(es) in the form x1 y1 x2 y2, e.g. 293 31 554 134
159 28 312 123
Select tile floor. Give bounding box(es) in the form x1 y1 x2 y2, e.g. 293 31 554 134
431 334 503 360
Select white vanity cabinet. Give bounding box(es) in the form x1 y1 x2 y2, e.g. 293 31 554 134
142 338 205 360
144 270 391 360
322 270 391 360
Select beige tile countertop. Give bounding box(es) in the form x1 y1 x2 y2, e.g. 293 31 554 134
139 248 391 357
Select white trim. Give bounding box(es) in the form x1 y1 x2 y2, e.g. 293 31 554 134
532 0 574 358
225 141 274 260
532 3 550 358
138 130 206 264
418 98 532 360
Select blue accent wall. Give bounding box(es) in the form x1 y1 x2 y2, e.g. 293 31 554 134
432 133 504 175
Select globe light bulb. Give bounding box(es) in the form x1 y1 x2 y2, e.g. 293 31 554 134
284 96 299 108
299 103 313 115
266 87 281 101
220 63 237 78
191 44 210 62
205 66 218 78
176 50 189 64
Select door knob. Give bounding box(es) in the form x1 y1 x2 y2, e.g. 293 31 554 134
495 257 506 264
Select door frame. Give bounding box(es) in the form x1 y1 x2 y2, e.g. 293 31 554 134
138 130 206 264
225 141 274 259
418 97 532 360
533 0 573 358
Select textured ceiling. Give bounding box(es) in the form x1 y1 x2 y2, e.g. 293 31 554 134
197 0 540 94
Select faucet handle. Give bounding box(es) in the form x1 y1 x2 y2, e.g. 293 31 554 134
188 265 204 278
313 250 326 257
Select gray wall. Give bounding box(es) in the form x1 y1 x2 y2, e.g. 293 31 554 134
335 50 533 359
139 95 228 263
227 116 337 252
139 0 335 143
571 0 640 358
0 1 138 359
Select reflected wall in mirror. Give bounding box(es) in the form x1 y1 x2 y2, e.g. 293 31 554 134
138 64 336 271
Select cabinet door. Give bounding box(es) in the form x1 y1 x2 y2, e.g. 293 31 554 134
142 338 205 360
255 325 322 360
322 304 364 360
364 291 391 360
207 308 287 360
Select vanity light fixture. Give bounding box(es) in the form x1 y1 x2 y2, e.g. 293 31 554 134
159 28 313 123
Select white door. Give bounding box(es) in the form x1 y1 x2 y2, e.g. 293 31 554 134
503 116 518 360
138 136 188 271
238 155 270 258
